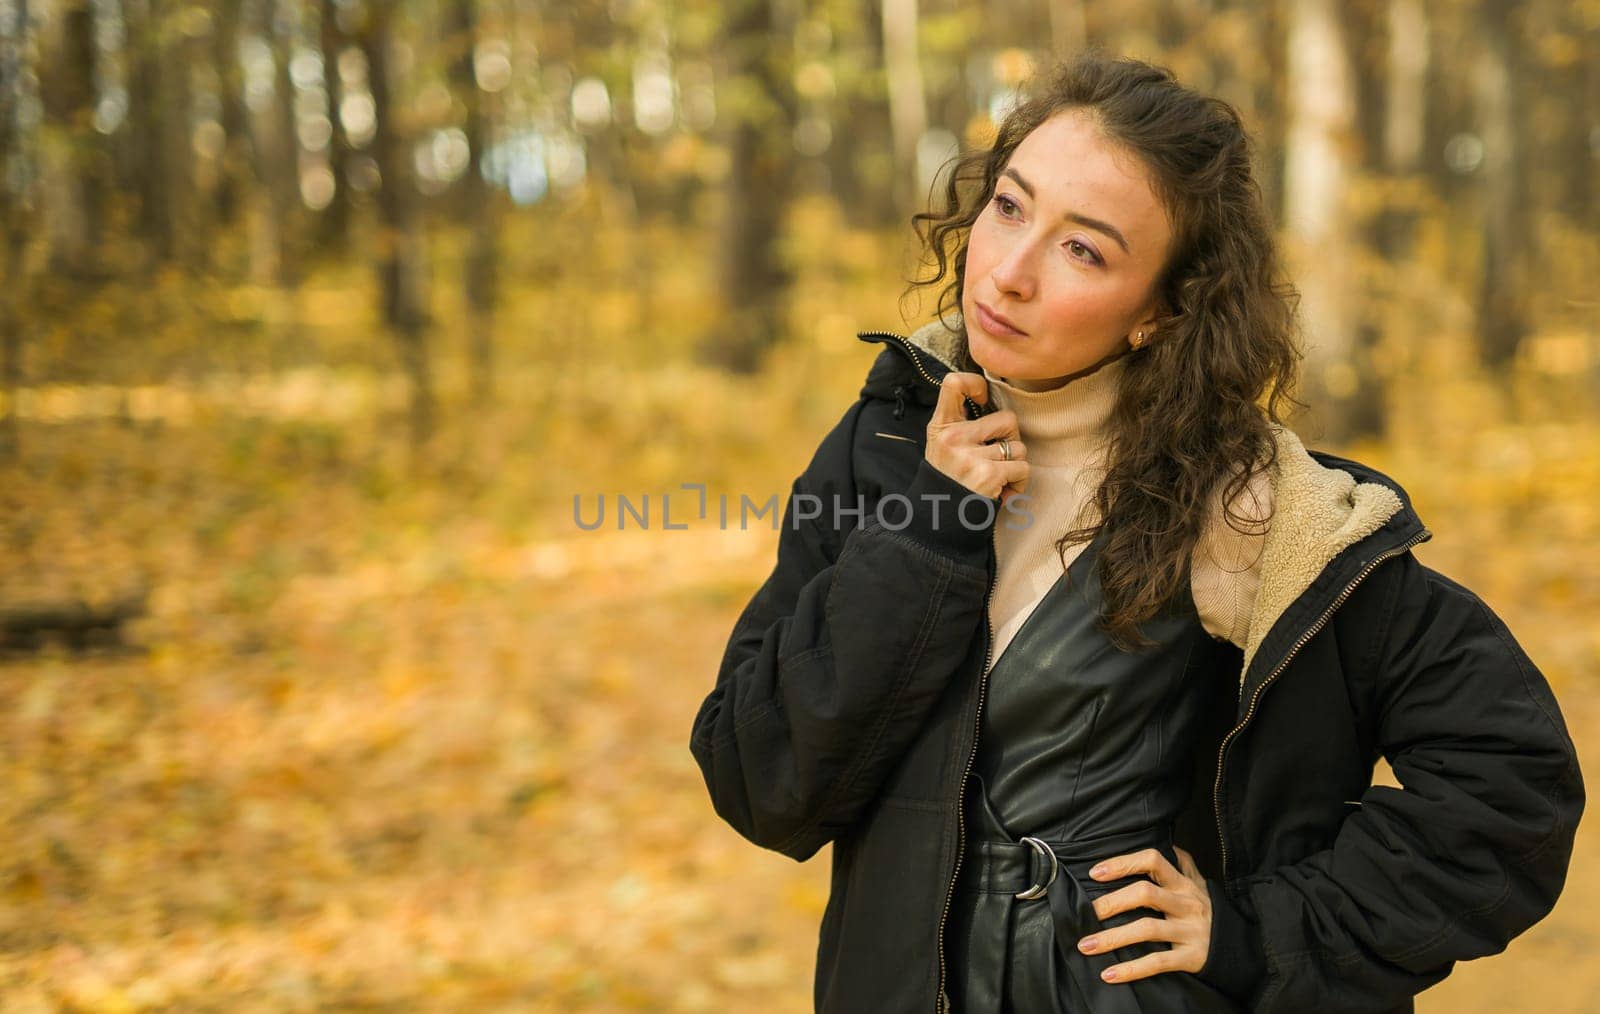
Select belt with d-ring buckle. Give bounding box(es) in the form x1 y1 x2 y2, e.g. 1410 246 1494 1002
1013 835 1059 900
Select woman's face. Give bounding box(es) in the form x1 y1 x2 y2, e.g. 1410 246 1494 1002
961 109 1175 390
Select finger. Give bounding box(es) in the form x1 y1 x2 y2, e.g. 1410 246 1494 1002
998 476 1031 508
976 460 1029 504
1101 947 1194 984
1077 917 1175 956
1091 848 1184 890
932 372 988 426
1091 880 1179 921
925 412 1018 468
997 460 1029 494
970 409 1020 443
987 437 1028 461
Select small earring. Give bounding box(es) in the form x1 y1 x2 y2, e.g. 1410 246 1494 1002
1131 330 1146 349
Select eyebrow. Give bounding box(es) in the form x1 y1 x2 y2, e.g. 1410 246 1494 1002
1000 167 1132 255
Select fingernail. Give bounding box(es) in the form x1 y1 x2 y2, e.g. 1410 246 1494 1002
1102 967 1119 982
1078 936 1097 953
1090 863 1108 878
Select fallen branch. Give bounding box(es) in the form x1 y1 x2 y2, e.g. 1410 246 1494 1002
0 590 148 654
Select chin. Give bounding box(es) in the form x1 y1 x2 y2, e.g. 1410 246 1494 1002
965 335 996 374
967 332 1025 377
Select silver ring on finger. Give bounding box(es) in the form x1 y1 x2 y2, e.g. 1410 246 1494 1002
998 437 1013 462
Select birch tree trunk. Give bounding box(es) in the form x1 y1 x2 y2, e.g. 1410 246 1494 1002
880 0 925 218
1283 0 1371 443
1379 0 1427 262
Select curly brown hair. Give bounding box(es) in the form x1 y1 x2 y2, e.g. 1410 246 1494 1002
909 51 1305 652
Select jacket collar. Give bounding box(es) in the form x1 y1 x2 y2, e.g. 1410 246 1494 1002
859 315 1432 689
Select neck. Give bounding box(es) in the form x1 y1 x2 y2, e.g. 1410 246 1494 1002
981 353 1126 466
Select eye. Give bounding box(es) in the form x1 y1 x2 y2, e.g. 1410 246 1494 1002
1066 239 1102 265
992 194 1020 218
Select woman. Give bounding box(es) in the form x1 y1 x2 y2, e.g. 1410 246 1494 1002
689 54 1583 1013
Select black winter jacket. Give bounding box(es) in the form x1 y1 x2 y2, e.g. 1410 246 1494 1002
689 318 1584 1013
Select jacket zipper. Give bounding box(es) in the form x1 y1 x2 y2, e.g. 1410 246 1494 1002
935 531 997 1014
856 330 994 1013
859 329 943 382
857 330 986 420
1211 526 1433 881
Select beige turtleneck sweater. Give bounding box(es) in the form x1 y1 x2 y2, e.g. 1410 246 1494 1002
980 355 1273 669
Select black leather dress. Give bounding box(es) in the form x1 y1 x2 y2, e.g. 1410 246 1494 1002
944 527 1243 1013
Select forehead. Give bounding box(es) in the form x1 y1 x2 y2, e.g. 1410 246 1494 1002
1005 110 1171 252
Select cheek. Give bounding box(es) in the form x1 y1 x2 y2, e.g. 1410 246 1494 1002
963 221 998 281
1035 280 1126 332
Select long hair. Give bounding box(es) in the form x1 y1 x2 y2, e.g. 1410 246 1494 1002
909 51 1304 652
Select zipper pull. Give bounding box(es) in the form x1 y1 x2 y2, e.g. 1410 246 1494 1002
892 384 909 420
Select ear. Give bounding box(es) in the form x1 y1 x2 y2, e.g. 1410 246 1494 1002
1128 306 1164 347
1131 280 1175 341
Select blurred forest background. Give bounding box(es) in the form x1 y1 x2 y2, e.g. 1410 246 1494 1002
0 0 1597 1009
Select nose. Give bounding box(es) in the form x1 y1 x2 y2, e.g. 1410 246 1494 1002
989 237 1036 301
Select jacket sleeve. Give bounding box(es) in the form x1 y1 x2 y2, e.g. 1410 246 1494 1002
689 401 995 862
1222 552 1585 1011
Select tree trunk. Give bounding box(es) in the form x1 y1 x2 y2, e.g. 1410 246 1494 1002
1251 0 1289 222
702 0 797 374
317 0 352 249
1283 0 1373 444
213 0 249 228
825 3 895 227
1378 0 1427 262
1556 8 1596 233
1340 0 1387 173
38 0 101 275
0 0 35 458
362 0 432 445
168 13 199 269
1585 23 1599 236
447 0 497 402
1332 0 1388 438
1474 0 1529 368
1422 12 1472 206
126 0 172 263
881 0 926 218
268 0 302 286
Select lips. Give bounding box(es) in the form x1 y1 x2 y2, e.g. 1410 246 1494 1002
975 301 1026 336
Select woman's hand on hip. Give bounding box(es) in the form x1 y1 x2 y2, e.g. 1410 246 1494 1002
926 372 1029 505
1076 845 1212 983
